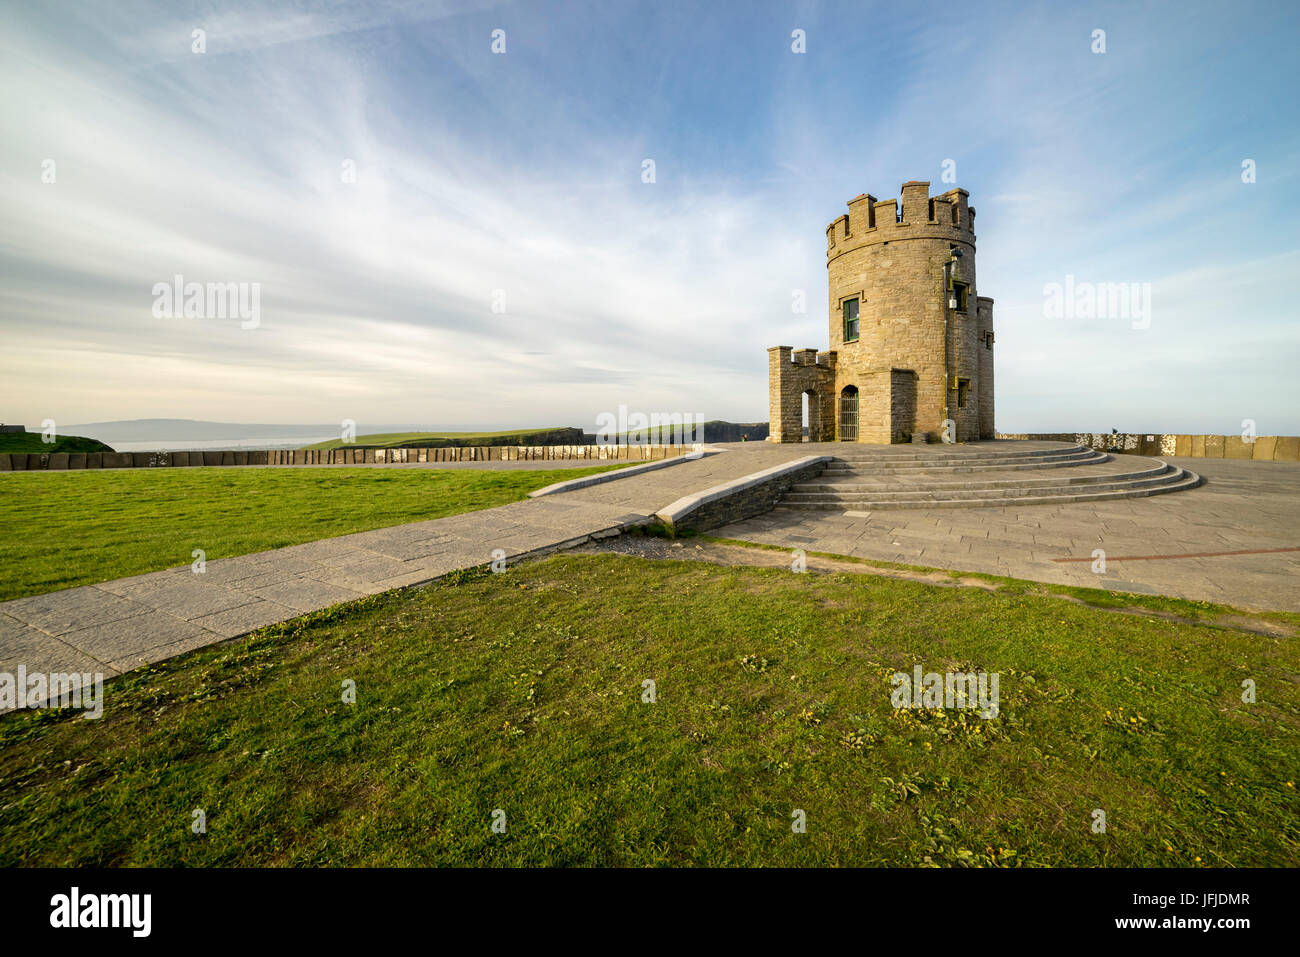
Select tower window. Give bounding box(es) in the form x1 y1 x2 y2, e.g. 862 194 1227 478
984 331 994 350
843 298 859 342
956 377 971 409
950 281 969 312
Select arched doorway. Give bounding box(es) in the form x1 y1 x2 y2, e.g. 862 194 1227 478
839 385 858 441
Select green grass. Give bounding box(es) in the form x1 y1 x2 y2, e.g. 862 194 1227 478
0 465 624 600
701 534 1300 631
0 432 113 454
303 428 573 451
1 553 1295 866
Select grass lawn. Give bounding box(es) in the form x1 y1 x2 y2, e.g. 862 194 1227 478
303 428 572 451
0 465 624 601
1 552 1295 866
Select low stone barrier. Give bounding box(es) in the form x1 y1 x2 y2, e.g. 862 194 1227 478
655 455 831 534
0 444 701 471
997 433 1299 462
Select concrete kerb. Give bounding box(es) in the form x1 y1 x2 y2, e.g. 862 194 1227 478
656 455 833 533
528 448 708 498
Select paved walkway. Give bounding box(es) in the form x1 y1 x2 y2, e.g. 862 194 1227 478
0 445 805 689
717 456 1300 613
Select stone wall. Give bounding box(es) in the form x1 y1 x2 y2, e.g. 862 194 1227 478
656 456 831 534
0 444 700 471
996 433 1300 461
768 346 836 443
976 298 995 438
889 369 918 443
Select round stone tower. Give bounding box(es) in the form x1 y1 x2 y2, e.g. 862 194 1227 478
768 180 994 443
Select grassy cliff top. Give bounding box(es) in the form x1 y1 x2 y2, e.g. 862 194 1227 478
303 428 576 450
0 431 113 454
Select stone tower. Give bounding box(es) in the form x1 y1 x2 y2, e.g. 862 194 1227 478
768 180 994 443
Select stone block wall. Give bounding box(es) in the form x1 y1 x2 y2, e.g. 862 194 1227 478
657 457 831 533
768 346 836 442
889 369 918 443
976 298 995 438
0 444 701 471
996 433 1300 461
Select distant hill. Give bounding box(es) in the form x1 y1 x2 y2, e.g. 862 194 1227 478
606 420 769 443
62 419 362 444
0 431 114 453
304 428 581 451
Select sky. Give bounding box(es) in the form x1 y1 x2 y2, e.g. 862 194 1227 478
1 0 1297 436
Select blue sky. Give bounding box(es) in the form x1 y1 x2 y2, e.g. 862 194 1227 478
2 0 1297 434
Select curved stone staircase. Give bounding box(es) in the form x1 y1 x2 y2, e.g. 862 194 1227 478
776 441 1202 511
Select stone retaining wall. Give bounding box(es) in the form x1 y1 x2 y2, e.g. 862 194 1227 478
656 456 831 534
0 444 700 471
996 433 1300 462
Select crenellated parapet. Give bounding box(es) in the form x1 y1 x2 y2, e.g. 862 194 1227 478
827 181 975 260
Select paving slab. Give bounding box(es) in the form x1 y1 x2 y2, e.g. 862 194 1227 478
188 600 301 639
237 578 369 613
3 587 153 636
114 578 264 620
61 611 209 661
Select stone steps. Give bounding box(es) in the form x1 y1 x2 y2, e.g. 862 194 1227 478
823 447 1106 472
775 469 1202 511
794 461 1175 494
773 443 1203 511
783 466 1194 506
828 442 1091 463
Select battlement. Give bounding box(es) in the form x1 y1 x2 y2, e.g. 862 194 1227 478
827 180 975 256
769 345 837 371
